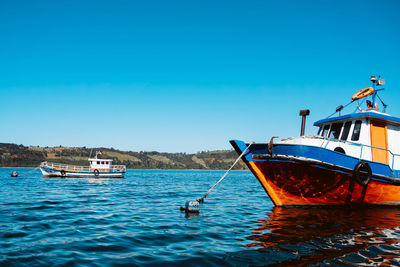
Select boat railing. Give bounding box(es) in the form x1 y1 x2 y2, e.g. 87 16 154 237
317 136 400 170
40 161 89 171
41 161 127 172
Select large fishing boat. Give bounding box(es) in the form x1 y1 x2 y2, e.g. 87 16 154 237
231 76 400 206
40 151 126 178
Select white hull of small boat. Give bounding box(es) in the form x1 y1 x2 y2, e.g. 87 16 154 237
40 157 126 178
40 166 125 178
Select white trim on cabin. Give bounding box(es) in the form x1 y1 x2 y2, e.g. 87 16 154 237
88 158 114 169
279 116 400 168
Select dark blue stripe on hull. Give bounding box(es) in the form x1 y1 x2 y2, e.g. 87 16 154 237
230 140 400 184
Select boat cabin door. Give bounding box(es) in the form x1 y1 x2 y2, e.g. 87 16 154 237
370 120 389 165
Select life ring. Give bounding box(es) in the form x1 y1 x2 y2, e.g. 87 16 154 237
94 169 99 177
352 87 374 101
60 170 66 177
352 161 372 186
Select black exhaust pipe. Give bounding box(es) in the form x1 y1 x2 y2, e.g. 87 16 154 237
299 109 310 136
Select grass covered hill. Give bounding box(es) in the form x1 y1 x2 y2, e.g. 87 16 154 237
0 143 247 170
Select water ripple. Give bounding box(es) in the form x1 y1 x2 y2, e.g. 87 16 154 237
1 169 400 265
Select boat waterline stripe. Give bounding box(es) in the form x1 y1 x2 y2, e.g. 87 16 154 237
54 168 90 173
53 168 122 173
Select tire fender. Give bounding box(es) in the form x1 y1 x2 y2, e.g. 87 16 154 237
352 161 372 186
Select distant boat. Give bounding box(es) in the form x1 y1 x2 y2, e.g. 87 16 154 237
40 151 126 178
231 75 400 206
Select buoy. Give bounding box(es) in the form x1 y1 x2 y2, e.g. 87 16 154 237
181 142 254 214
180 201 200 213
11 171 18 177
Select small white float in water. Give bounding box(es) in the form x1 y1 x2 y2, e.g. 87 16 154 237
180 201 200 213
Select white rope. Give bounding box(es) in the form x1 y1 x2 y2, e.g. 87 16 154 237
16 166 41 177
198 142 254 202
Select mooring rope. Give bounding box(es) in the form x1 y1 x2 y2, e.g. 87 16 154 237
326 100 354 118
197 142 254 203
15 166 41 177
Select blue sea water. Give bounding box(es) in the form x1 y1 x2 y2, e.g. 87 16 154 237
1 168 400 266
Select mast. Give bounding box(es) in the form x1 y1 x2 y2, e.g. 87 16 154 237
370 75 387 113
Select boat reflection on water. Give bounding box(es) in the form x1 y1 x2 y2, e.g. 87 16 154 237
237 207 400 265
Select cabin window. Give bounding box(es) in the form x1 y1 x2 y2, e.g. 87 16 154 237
351 120 362 141
317 126 322 135
329 123 343 139
97 161 100 164
340 121 352 141
321 125 330 137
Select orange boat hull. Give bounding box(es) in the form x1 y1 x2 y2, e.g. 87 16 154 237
247 160 400 206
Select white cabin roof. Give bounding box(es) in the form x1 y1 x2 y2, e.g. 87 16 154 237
314 111 400 127
88 158 113 162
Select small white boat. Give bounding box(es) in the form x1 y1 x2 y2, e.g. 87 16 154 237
40 151 126 178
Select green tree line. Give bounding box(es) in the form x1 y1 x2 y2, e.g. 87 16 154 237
0 143 248 170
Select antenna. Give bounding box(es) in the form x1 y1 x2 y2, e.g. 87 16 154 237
371 75 387 112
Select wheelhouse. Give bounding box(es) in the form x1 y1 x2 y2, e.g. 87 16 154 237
314 111 400 169
88 158 113 170
316 118 365 143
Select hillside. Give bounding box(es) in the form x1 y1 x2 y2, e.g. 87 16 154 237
0 143 248 170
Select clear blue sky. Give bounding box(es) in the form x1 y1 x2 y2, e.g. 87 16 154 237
1 0 399 153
